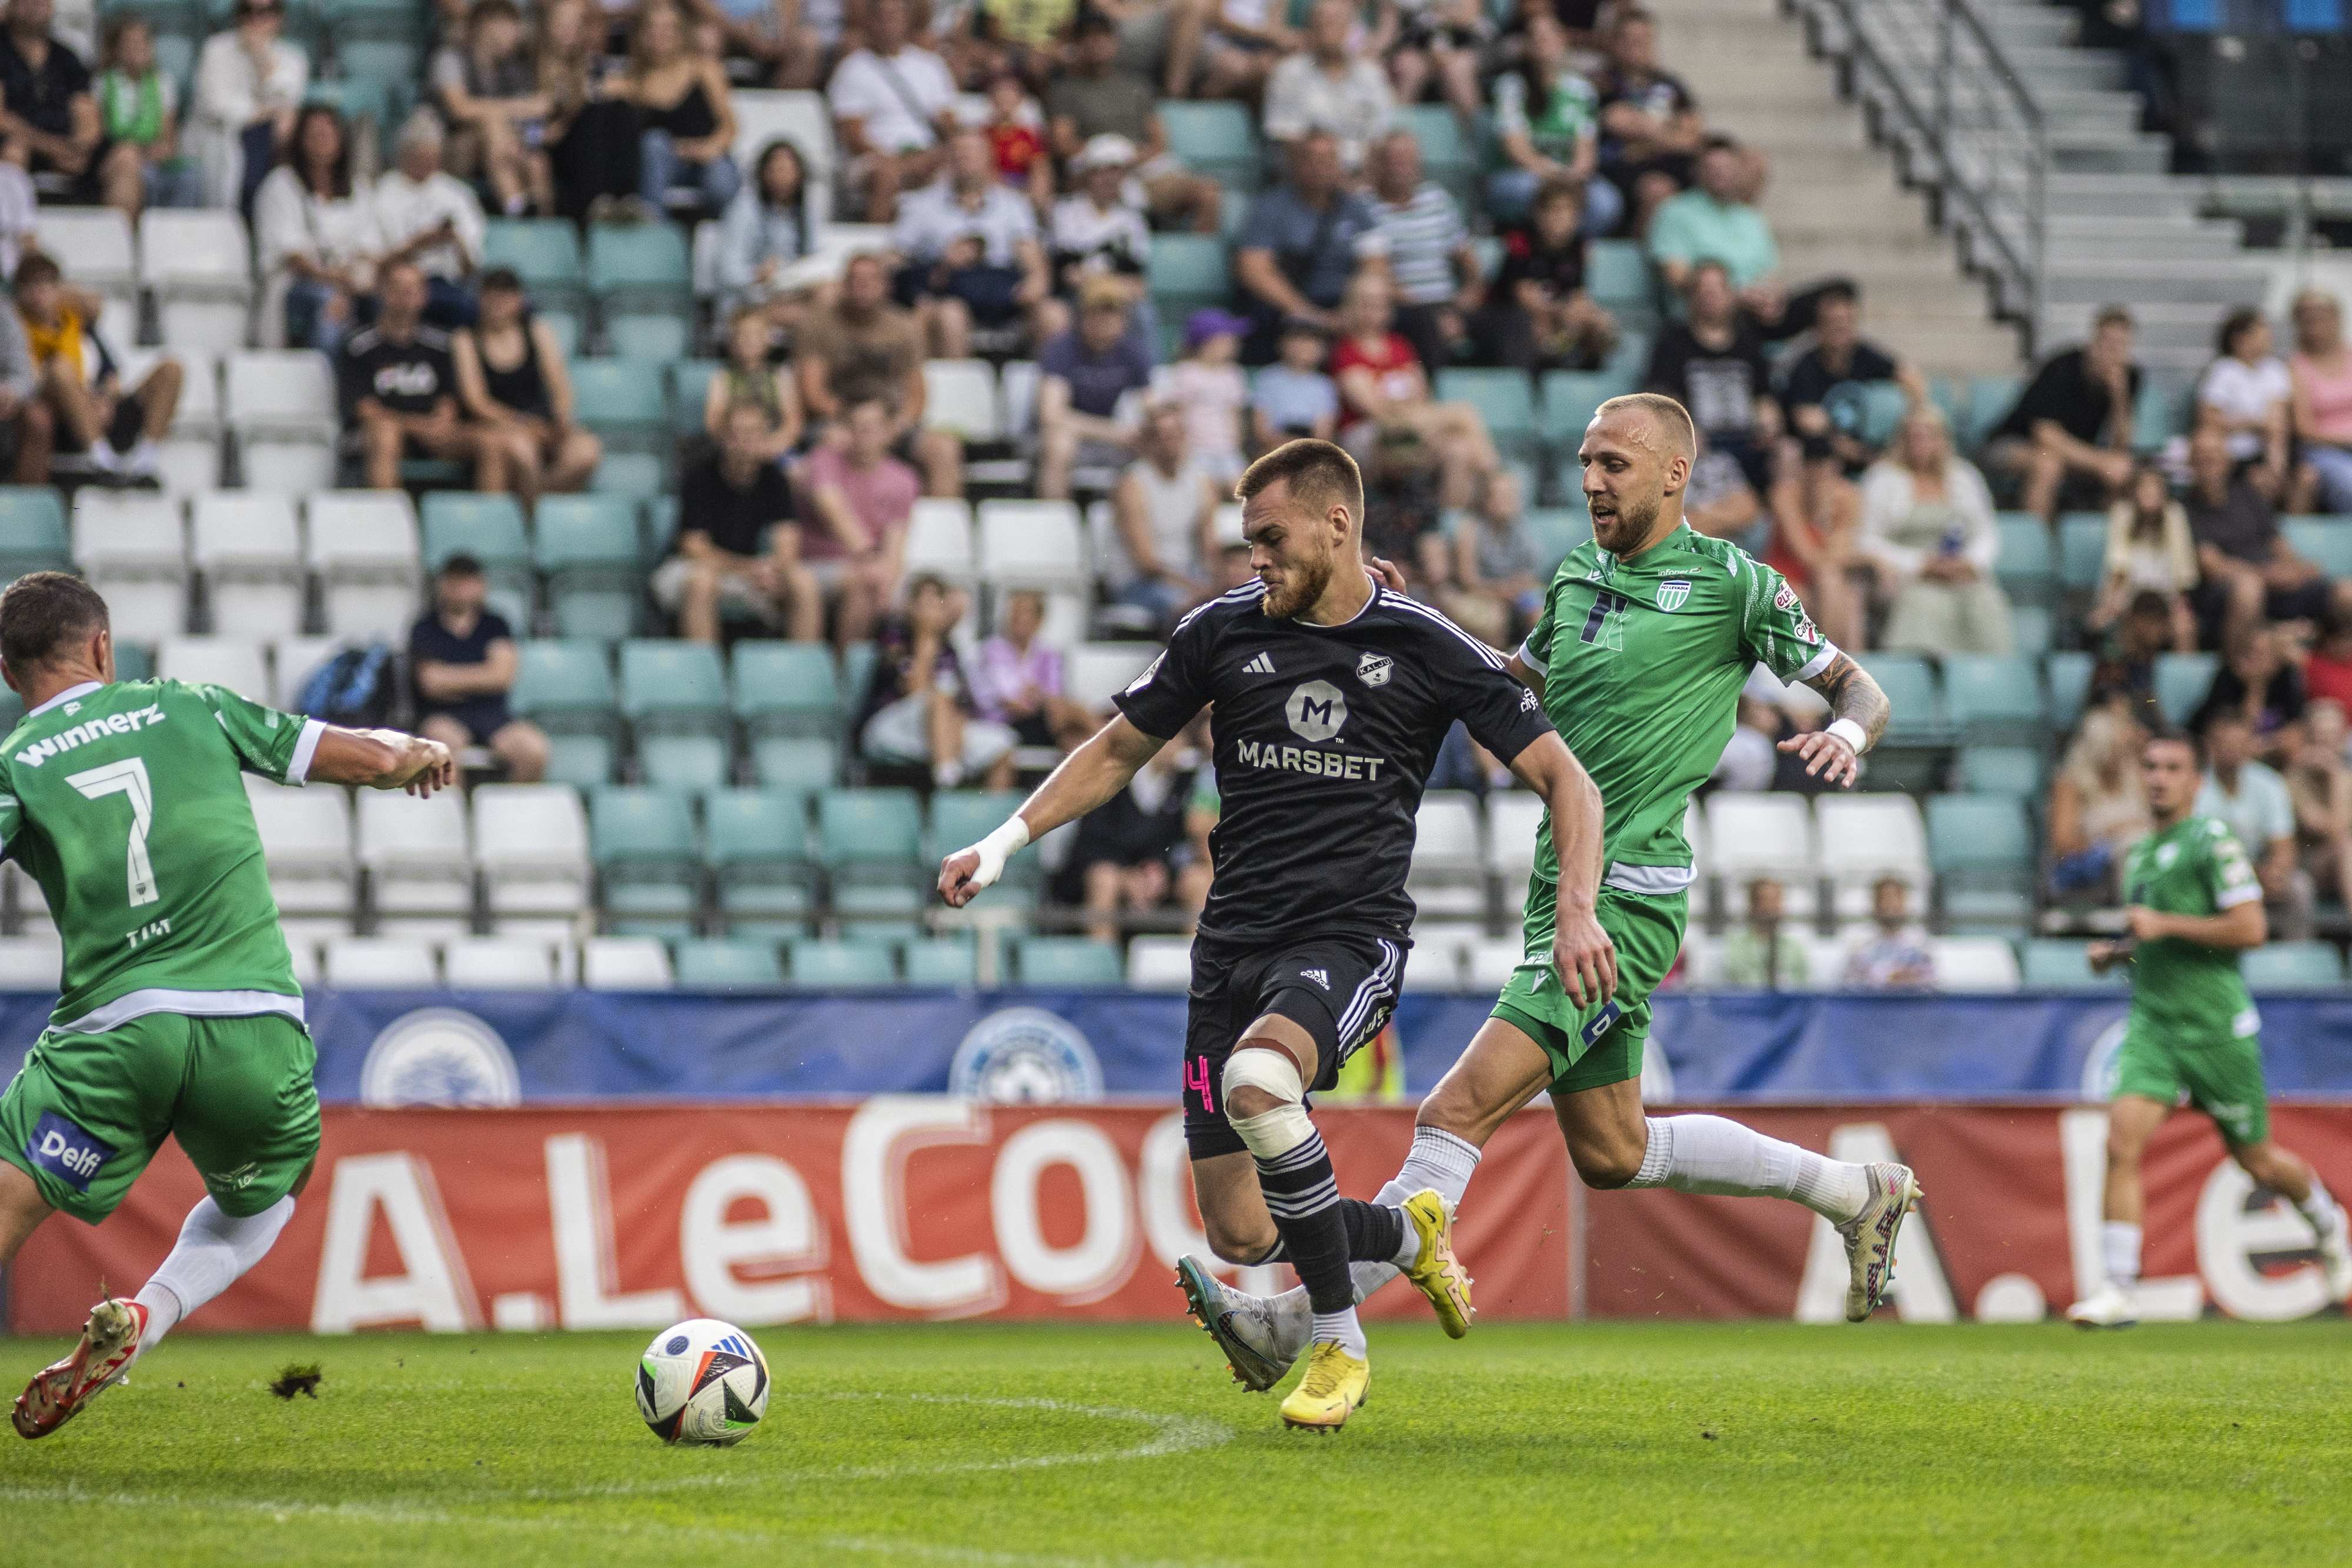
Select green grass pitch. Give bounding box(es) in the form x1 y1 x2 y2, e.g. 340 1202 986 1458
2 1319 2347 1565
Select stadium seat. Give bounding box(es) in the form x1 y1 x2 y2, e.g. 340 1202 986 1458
36 208 135 314
904 497 977 582
1064 643 1158 711
158 636 268 697
582 935 674 988
0 937 60 989
2153 653 2218 727
245 775 355 917
704 788 816 934
1942 655 2048 745
1144 234 1231 314
0 486 71 577
592 787 700 932
2055 513 2107 596
620 640 731 789
191 493 305 641
1583 240 1650 311
2019 940 2126 991
751 734 841 793
2242 941 2345 990
589 219 692 309
1158 100 1258 185
1705 793 1818 917
1854 653 1949 790
903 937 977 986
673 938 784 988
669 359 721 436
789 937 897 987
2281 517 2352 581
2047 651 2094 731
1013 936 1124 988
605 313 690 362
1411 791 1486 920
473 783 591 916
929 789 1036 912
817 788 925 918
1815 795 1929 919
511 640 620 789
2010 604 2053 657
1462 937 1525 992
570 359 672 453
1123 934 1192 991
444 937 562 988
1539 370 1623 444
358 790 473 917
1484 791 1546 887
727 89 838 186
1993 513 2054 607
976 500 1088 590
1522 507 1592 573
1399 103 1476 196
226 350 339 496
323 938 437 988
129 346 224 492
1436 370 1541 459
303 491 423 640
420 493 532 589
141 209 252 352
1929 796 2037 932
483 219 588 312
1402 934 1468 993
1962 376 2022 452
923 359 999 440
1959 744 2045 797
75 492 189 643
1928 937 2023 992
534 494 644 639
731 641 841 737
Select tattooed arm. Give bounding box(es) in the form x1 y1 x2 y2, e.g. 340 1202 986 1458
1778 651 1890 788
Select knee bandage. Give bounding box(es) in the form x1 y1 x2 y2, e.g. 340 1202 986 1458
1222 1044 1313 1161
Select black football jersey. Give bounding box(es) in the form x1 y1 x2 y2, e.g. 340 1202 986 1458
1115 575 1553 946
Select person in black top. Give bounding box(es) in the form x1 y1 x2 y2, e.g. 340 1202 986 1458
1778 283 1922 473
2181 422 2351 649
654 399 818 641
1591 6 1705 229
0 0 129 210
340 260 495 490
450 266 603 507
409 553 550 781
940 439 1609 1430
1471 176 1616 372
1990 304 2141 520
1643 260 1776 489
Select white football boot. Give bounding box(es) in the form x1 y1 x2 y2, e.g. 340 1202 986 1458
1175 1257 1293 1392
2066 1283 2141 1329
2316 1212 2352 1306
1835 1162 1924 1322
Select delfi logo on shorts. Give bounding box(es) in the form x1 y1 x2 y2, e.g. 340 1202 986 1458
26 1111 114 1193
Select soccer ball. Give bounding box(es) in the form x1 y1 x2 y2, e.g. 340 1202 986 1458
634 1319 770 1446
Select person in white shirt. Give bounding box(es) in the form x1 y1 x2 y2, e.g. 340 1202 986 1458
1856 406 2012 657
253 102 378 352
827 0 956 222
370 112 489 329
2198 307 2298 494
890 125 1062 359
186 0 306 210
1261 0 1395 173
1048 132 1150 319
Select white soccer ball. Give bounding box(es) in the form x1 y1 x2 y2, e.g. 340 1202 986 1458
634 1318 770 1446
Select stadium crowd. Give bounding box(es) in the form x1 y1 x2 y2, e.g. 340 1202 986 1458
0 0 2350 987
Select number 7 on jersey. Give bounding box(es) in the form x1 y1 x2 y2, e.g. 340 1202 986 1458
66 756 159 908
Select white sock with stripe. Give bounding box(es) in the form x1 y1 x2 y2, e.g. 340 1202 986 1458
133 1195 296 1357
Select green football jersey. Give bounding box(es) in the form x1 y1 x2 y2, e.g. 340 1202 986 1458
2120 813 2263 1044
1521 523 1833 889
0 678 321 1030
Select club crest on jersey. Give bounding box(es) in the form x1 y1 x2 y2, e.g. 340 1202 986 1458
1656 579 1691 612
1285 680 1348 742
1355 652 1392 688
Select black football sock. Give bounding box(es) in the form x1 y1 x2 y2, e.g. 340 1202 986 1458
1339 1198 1406 1264
1252 1127 1356 1314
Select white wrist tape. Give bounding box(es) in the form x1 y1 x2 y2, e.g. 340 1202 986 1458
960 816 1031 891
1826 718 1870 755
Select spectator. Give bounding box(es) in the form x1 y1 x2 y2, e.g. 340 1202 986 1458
2184 422 2350 650
540 0 642 225
1037 276 1153 499
1718 877 1806 989
2092 462 2197 648
1710 694 1782 794
1107 402 1218 627
973 0 1078 85
659 400 814 640
2195 708 2307 938
14 252 179 482
828 0 956 223
1069 737 1201 941
982 70 1050 200
2087 589 2173 731
795 252 962 496
1488 10 1615 233
795 395 915 646
1195 0 1298 101
2199 306 2295 494
2307 612 2352 714
2046 703 2151 899
702 305 803 463
690 0 825 90
1251 317 1338 449
409 554 550 784
1471 175 1613 373
1644 259 1776 489
1842 877 1936 990
0 0 119 208
614 0 741 216
0 159 30 284
1261 0 1395 173
255 102 376 353
1167 307 1248 483
339 260 494 492
1210 534 1254 592
857 573 1017 789
186 0 305 211
432 0 551 219
1234 131 1381 361
973 587 1092 753
1048 133 1151 311
714 139 819 332
1331 271 1498 509
2287 697 2352 914
1364 129 1481 377
451 266 602 507
1387 0 1485 142
1647 136 1780 320
890 125 1062 359
1044 13 1221 235
371 112 488 330
0 275 40 483
2192 624 2307 760
1856 406 2012 656
2288 289 2352 514
1779 282 1923 484
1360 423 1450 590
95 18 199 218
1449 467 1545 647
1591 5 1703 232
1989 305 2140 521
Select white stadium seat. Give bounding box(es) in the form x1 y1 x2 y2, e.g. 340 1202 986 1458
1465 937 1526 991
1814 795 1930 921
730 88 836 183
245 775 355 917
976 500 1087 591
156 636 269 698
903 497 975 581
1705 792 1818 919
227 351 340 496
472 784 590 915
142 210 254 353
75 492 189 643
1931 937 2023 993
126 350 224 492
583 936 674 989
443 937 561 989
1400 932 1469 993
305 492 424 640
192 493 306 640
1485 791 1546 886
1409 792 1486 920
37 208 135 313
998 360 1040 439
280 932 322 988
1064 643 1159 710
358 790 473 916
0 937 62 989
323 938 439 988
921 359 998 440
270 637 346 710
1124 934 1193 991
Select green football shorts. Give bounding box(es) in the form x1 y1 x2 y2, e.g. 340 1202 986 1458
0 1011 320 1224
2112 1023 2271 1147
1491 877 1687 1095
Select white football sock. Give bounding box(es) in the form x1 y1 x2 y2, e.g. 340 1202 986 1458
133 1195 296 1358
1310 1305 1367 1359
1624 1115 1869 1224
2100 1221 2143 1288
2296 1177 2342 1241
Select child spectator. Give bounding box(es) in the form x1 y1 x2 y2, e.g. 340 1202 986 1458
1842 877 1936 990
2092 461 2196 650
857 574 1017 790
1473 176 1614 373
2197 306 2293 490
984 69 1050 201
973 587 1091 751
703 305 804 467
1250 319 1339 450
15 252 180 480
96 18 199 215
1168 309 1248 483
432 0 550 219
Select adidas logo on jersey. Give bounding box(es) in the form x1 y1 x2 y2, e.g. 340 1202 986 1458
1299 968 1330 990
1243 653 1275 675
13 704 167 767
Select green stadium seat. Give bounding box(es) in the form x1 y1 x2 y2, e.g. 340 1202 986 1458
704 788 815 934
1013 936 1124 987
510 640 619 788
903 937 977 986
1524 507 1592 573
1963 376 2022 452
1929 376 1965 433
592 787 699 929
731 641 841 737
839 641 880 716
2047 651 2094 730
604 313 691 363
303 77 387 131
637 733 730 791
818 787 925 918
592 451 668 500
619 639 727 728
1145 235 1231 312
1994 512 2053 607
1158 101 1259 185
670 360 722 434
2056 513 2108 594
0 486 70 576
2242 941 2346 990
2019 939 2127 990
1855 653 1949 793
1539 370 1626 443
1943 655 2047 744
534 495 642 640
1583 240 1649 309
2132 375 2193 452
1398 104 1476 197
751 734 841 792
319 0 420 40
336 38 418 89
789 938 897 987
587 222 692 313
571 359 671 453
1959 744 2045 797
1928 795 2036 931
673 938 783 988
537 308 582 359
2282 517 2352 580
2153 652 2218 727
929 789 1036 912
419 493 529 585
2010 604 2053 656
114 643 156 682
1436 369 1540 458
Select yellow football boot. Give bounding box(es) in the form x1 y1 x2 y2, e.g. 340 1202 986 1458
1399 1188 1474 1339
1278 1341 1369 1433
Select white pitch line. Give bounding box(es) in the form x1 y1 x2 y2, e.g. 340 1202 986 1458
823 1535 1245 1568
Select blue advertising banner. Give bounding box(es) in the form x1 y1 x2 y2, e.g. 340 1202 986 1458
1 987 2347 1104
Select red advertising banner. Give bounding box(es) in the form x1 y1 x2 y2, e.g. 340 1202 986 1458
9 1101 2348 1333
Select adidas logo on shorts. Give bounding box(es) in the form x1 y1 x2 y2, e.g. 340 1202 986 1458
1300 968 1329 989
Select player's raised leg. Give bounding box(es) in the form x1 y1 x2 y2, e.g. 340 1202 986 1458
2229 1136 2351 1304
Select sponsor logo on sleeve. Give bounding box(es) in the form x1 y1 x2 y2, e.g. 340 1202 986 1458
26 1110 115 1193
1773 583 1798 611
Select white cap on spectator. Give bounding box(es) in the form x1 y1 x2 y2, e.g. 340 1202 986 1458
1071 134 1137 173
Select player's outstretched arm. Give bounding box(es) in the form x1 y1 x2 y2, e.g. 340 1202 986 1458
1505 731 1616 1008
306 727 459 797
938 714 1168 908
1782 652 1889 788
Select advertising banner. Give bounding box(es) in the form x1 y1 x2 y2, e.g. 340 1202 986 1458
11 1101 2349 1334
